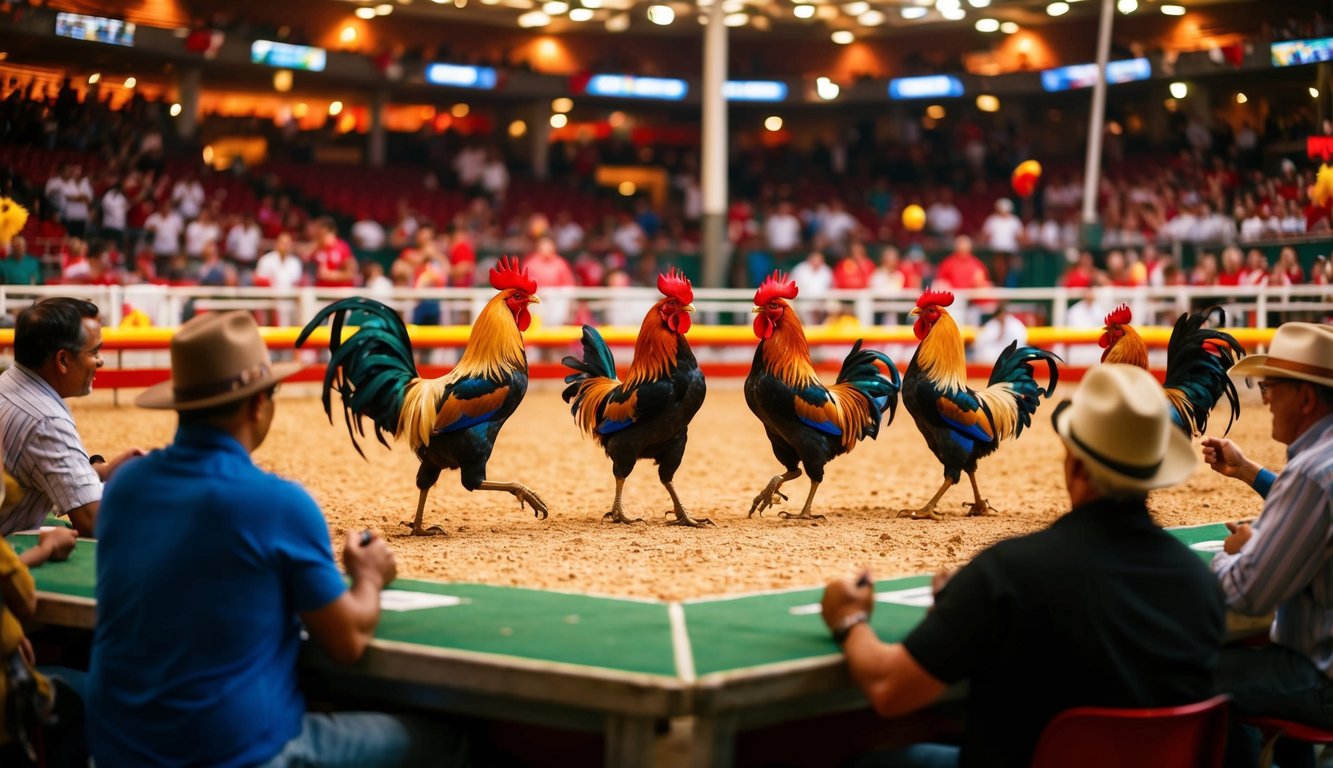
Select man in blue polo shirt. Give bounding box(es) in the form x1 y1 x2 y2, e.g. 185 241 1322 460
86 311 468 767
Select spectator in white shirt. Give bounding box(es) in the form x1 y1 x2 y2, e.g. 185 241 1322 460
255 233 305 291
926 190 963 242
184 209 221 260
351 216 386 251
790 250 835 325
552 212 585 254
144 200 185 271
817 200 859 256
764 202 803 259
480 150 509 203
981 197 1026 288
226 213 263 282
99 183 129 250
971 303 1029 363
171 174 206 221
47 165 94 239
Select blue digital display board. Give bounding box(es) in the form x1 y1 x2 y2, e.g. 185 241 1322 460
250 40 327 72
425 63 499 90
888 75 965 100
723 80 789 102
55 13 135 47
585 75 688 100
1039 58 1151 92
1272 37 1333 67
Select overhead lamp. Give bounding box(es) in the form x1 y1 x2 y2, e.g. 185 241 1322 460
1311 87 1321 98
508 119 527 138
550 113 568 128
976 94 1000 112
722 0 743 11
608 110 626 127
339 25 358 43
975 17 999 31
831 29 854 44
926 104 946 119
1169 81 1188 98
940 7 965 19
793 3 816 18
858 10 884 25
764 115 784 132
1117 0 1137 12
543 0 568 11
618 181 637 197
452 103 470 117
1046 2 1069 16
1000 20 1018 32
723 12 749 26
967 0 990 6
606 12 629 30
816 76 840 100
273 69 293 92
88 73 101 85
1160 4 1185 15
170 103 182 117
1235 92 1247 104
329 100 344 115
552 97 573 113
518 10 550 26
843 1 869 15
569 7 593 20
583 0 601 7
374 2 394 13
901 6 928 18
647 4 674 24
355 6 377 18
124 77 137 88
935 0 960 11
293 103 309 118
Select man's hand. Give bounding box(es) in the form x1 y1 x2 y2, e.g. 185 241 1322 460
97 447 146 482
821 570 874 634
343 530 396 590
1201 437 1260 485
929 567 955 610
1223 521 1254 555
39 526 77 561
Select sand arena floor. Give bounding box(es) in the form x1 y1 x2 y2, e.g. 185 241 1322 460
70 378 1278 601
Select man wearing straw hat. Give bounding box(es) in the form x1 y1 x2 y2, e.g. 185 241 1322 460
1203 322 1333 756
86 311 468 767
822 365 1224 768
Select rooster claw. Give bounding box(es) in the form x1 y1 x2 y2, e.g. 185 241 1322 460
964 500 996 517
778 511 825 521
400 521 447 536
665 510 715 528
515 489 549 520
748 483 789 518
899 508 943 521
603 509 644 525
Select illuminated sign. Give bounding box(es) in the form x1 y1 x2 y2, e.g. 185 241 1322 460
888 75 965 100
585 75 688 100
1272 37 1333 67
55 13 135 47
250 40 327 72
1040 58 1152 92
425 63 499 89
723 80 788 102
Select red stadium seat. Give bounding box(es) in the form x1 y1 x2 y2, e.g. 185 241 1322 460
1030 695 1230 768
1243 717 1333 768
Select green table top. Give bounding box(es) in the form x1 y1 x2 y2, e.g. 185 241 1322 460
9 522 1234 680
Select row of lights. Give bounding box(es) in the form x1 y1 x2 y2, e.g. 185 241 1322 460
1047 0 1183 14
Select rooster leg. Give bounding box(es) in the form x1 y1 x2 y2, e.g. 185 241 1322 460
963 471 997 517
898 479 954 521
662 481 713 528
779 481 826 521
603 477 643 524
749 469 802 518
478 481 550 520
401 488 446 536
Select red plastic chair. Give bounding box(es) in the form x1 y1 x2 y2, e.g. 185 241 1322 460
1243 717 1333 768
1030 695 1230 768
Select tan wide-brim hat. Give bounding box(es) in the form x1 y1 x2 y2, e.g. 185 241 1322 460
137 311 304 411
1052 364 1197 492
1229 322 1333 388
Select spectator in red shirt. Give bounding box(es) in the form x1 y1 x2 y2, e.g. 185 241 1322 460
1217 246 1244 287
1271 246 1304 286
523 236 575 328
1060 250 1100 289
309 217 358 288
833 242 875 291
933 235 992 292
447 222 476 288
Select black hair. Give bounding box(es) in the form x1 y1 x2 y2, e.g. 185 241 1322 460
14 298 99 368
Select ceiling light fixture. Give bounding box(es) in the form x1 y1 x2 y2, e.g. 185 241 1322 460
518 10 550 26
975 17 999 31
967 0 990 6
816 76 840 100
1169 81 1188 98
1160 4 1185 15
1117 0 1137 12
793 4 816 18
764 115 784 132
999 20 1018 32
550 113 568 128
647 4 675 24
858 10 884 25
1046 2 1069 16
569 6 593 19
723 12 749 26
552 97 573 112
374 3 393 14
976 94 1000 112
940 7 965 19
605 12 629 30
842 1 869 15
355 7 377 18
831 29 854 43
542 0 568 12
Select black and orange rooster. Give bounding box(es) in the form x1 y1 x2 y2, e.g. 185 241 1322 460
901 290 1060 521
562 269 709 527
1099 304 1245 436
295 256 549 536
745 272 901 521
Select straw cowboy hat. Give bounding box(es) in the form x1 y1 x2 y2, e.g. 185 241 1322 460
1229 322 1333 389
1051 364 1197 491
137 311 303 410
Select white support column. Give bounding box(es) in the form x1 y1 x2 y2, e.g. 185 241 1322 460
1079 0 1115 247
701 0 728 288
176 67 202 140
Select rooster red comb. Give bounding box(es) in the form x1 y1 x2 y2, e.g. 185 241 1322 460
489 255 537 294
1104 304 1132 327
916 289 955 309
754 271 799 305
657 268 693 305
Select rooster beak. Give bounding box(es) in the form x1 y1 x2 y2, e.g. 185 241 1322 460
528 295 542 304
682 304 695 313
752 306 762 314
909 307 921 317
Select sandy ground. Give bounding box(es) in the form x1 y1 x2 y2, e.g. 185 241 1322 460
70 377 1278 602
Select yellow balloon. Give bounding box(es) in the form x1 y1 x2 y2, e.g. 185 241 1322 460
902 204 926 232
1313 163 1333 210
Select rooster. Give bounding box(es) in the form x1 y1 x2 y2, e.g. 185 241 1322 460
562 269 709 527
901 290 1060 521
746 272 901 521
295 256 548 536
1099 304 1245 437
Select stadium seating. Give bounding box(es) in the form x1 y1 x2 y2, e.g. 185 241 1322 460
1029 695 1230 768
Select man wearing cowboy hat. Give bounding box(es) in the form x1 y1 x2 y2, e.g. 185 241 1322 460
86 312 468 767
1203 322 1333 753
822 365 1223 767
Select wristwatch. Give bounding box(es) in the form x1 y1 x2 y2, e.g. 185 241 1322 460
831 611 869 646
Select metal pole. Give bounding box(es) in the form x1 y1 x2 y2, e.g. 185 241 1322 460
369 89 387 168
701 0 728 288
1079 0 1115 246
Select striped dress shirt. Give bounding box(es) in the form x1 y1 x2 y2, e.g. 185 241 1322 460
1214 414 1333 674
0 364 102 534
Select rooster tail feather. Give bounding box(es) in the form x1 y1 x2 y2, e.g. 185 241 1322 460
1163 306 1246 436
296 298 419 457
979 342 1062 441
561 325 622 437
831 340 903 443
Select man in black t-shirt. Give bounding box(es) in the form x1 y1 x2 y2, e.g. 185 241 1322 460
822 364 1225 768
